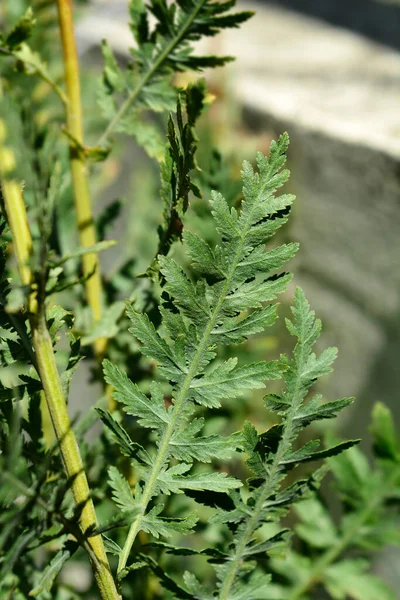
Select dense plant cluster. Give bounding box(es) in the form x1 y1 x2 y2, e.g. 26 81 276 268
0 1 399 599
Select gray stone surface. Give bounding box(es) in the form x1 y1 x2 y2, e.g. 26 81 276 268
204 2 400 157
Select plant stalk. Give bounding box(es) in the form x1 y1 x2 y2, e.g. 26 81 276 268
0 124 120 600
56 0 106 358
31 311 120 599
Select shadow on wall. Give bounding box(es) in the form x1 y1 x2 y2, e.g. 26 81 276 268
264 0 400 51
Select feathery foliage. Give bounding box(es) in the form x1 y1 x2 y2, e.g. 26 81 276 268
97 0 253 155
206 288 358 600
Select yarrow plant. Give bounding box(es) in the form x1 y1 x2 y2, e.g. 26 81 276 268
0 1 399 599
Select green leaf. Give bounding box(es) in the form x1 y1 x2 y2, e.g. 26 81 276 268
98 0 253 144
119 115 166 161
61 331 81 401
170 421 241 463
108 466 136 513
282 439 360 468
156 464 241 495
46 306 73 342
294 498 338 548
125 303 182 377
211 304 278 344
324 559 396 600
99 136 359 596
158 256 210 321
242 529 290 559
237 243 299 279
184 231 222 279
328 443 371 501
370 402 399 461
142 506 198 538
183 572 211 599
224 273 293 313
300 346 338 385
103 535 122 557
228 572 273 600
101 40 125 92
129 0 149 45
291 395 355 427
29 540 78 596
213 282 356 596
97 408 150 465
210 190 239 241
103 360 170 433
5 8 36 48
189 360 285 408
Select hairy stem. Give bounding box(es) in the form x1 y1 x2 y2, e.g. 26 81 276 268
56 0 106 359
218 354 305 599
118 171 271 575
0 124 120 600
98 0 207 145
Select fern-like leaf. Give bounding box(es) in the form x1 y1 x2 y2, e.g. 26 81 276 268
101 134 298 576
97 0 253 148
211 288 358 600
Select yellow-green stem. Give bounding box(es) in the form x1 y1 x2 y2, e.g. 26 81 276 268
32 311 120 599
0 123 120 600
56 0 106 359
